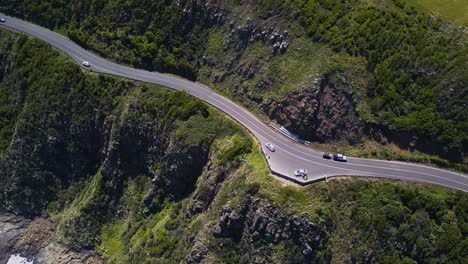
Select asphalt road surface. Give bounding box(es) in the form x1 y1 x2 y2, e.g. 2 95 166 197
1 14 467 192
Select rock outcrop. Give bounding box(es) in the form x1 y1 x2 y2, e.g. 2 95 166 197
187 196 329 263
0 214 30 263
0 215 103 264
179 0 227 27
263 71 363 144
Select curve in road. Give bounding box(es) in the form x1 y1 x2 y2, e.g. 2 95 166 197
1 13 467 192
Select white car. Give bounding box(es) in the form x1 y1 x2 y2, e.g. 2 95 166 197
294 169 307 177
0 18 5 23
265 142 275 152
82 61 91 67
333 153 347 162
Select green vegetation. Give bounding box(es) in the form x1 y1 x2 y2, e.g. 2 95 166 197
0 28 467 263
206 29 225 59
174 109 244 148
324 180 468 263
0 32 24 161
234 140 468 262
0 28 136 216
200 35 367 100
1 0 466 165
264 39 364 99
217 133 252 164
51 170 109 249
98 180 191 263
0 0 204 79
0 29 257 259
244 146 468 263
286 0 468 162
407 0 468 26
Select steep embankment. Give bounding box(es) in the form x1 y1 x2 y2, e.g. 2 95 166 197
1 29 467 264
1 0 466 169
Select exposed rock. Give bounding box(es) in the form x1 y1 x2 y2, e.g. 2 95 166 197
187 148 235 216
236 63 256 80
186 246 207 264
14 218 54 257
279 41 289 53
208 197 329 262
237 23 256 40
0 214 103 264
223 15 290 53
179 0 227 27
272 42 281 54
262 71 363 144
255 79 271 91
34 242 103 264
0 214 30 263
143 143 209 214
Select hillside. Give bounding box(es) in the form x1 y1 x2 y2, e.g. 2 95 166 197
407 0 468 26
0 28 467 264
1 0 467 171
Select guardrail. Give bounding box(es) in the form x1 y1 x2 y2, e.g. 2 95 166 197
269 123 311 145
270 170 325 186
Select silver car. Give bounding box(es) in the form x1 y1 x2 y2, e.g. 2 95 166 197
265 142 275 152
82 61 91 67
333 153 347 162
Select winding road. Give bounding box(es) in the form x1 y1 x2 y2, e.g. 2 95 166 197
1 14 467 192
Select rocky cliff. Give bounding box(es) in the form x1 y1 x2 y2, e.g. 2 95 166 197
0 215 102 264
262 71 363 144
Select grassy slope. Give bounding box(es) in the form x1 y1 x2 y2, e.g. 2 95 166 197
198 10 369 101
407 0 468 26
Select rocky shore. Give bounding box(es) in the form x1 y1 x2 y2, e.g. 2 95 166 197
0 214 102 264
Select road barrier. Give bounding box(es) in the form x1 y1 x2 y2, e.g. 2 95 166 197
269 123 311 145
270 170 324 186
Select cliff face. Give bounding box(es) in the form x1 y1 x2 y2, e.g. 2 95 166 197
262 71 363 144
208 197 329 263
0 214 31 263
0 216 103 264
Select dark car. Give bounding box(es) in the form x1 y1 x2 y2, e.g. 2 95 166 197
322 152 332 159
